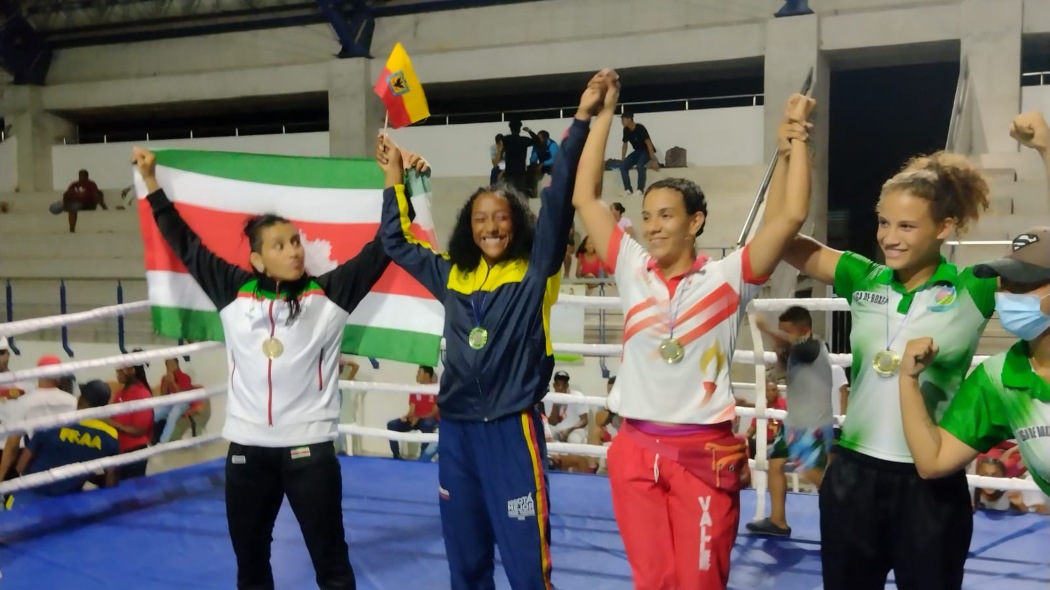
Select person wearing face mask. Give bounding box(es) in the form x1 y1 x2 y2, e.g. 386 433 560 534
376 70 609 590
900 227 1050 524
571 78 815 588
132 146 397 590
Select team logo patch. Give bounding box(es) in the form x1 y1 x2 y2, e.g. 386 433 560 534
928 283 957 312
290 447 311 460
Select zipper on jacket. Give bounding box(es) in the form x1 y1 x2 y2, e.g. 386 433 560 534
317 347 324 391
267 285 278 426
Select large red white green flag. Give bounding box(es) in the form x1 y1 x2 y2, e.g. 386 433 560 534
134 149 443 366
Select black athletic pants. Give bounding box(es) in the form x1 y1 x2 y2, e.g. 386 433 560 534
820 447 972 590
226 441 355 590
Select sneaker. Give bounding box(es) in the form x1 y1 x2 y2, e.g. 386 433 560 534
746 517 792 537
622 189 634 197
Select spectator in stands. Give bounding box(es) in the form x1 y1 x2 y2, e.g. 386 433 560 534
544 371 589 444
9 380 119 508
610 202 636 239
619 112 659 196
747 307 834 538
386 366 439 459
741 381 787 460
971 457 1048 514
576 236 605 282
0 355 79 483
108 356 154 480
500 120 539 197
490 134 505 185
581 376 620 473
529 130 559 197
153 358 210 444
59 169 107 233
0 337 23 400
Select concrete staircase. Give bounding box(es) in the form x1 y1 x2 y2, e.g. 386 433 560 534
0 188 160 345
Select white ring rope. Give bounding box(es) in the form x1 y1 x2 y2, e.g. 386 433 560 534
0 301 152 338
0 297 1039 504
0 434 222 496
0 386 224 439
0 342 223 386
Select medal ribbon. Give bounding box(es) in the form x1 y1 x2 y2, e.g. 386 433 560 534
470 267 492 329
884 283 920 351
666 277 692 340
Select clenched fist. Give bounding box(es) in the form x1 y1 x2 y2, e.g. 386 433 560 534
901 337 939 378
1010 111 1050 153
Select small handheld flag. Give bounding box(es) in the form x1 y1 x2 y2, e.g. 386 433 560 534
374 43 430 129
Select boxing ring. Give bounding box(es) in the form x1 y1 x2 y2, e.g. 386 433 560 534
0 295 1047 590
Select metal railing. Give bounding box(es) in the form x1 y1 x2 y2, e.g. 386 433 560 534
735 69 813 249
64 92 763 146
945 56 970 153
1022 71 1050 86
944 239 1012 263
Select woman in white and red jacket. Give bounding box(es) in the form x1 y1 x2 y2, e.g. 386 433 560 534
132 147 394 590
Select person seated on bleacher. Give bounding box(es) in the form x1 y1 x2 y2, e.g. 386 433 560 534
0 337 24 400
7 380 119 509
544 371 589 444
0 355 79 482
54 169 107 233
153 358 210 444
386 366 439 459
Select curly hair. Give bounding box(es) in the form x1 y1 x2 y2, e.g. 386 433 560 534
879 151 990 234
447 185 535 272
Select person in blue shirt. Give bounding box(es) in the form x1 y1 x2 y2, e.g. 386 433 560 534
9 380 118 508
377 69 612 590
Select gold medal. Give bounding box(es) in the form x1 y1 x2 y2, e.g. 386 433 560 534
468 327 488 350
659 337 685 364
872 349 901 377
262 337 284 359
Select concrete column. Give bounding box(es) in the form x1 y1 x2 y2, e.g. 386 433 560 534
327 58 385 158
961 0 1023 155
2 86 75 192
762 14 830 302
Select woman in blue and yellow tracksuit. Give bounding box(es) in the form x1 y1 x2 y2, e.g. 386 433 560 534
377 70 613 590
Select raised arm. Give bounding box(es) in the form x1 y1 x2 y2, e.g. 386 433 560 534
745 94 816 278
572 72 621 265
899 338 983 479
376 135 451 299
132 148 250 309
528 69 610 277
783 235 842 285
316 231 392 313
1010 111 1050 207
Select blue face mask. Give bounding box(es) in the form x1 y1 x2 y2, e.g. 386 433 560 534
995 292 1050 341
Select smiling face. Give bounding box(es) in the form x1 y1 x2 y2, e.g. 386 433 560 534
250 221 306 282
471 192 515 265
641 187 704 266
876 189 953 273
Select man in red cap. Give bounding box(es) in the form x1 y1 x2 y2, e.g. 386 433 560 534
0 355 78 482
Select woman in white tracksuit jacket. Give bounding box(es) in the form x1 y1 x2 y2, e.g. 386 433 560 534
133 147 394 590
